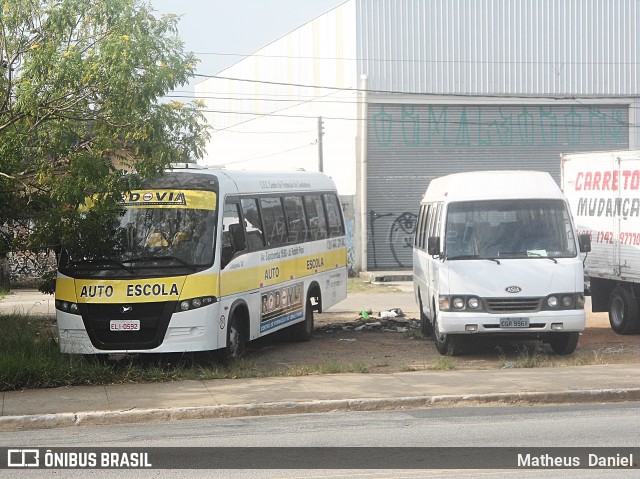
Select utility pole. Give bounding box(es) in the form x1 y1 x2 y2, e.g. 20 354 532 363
317 116 324 172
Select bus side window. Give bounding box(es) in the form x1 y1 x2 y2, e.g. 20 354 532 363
284 196 308 243
221 202 246 269
323 194 345 237
260 197 288 247
241 198 266 250
304 195 328 240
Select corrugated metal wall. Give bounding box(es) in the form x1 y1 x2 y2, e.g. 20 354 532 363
365 103 630 269
356 0 640 95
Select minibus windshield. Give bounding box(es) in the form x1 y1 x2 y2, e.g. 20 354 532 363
444 199 577 260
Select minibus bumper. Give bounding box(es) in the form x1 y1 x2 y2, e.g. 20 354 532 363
437 310 586 334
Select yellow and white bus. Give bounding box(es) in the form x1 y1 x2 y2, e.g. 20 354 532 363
55 166 348 359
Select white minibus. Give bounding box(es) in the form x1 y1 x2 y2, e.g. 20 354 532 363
413 170 591 355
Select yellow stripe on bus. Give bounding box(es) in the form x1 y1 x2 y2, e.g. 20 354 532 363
56 274 219 304
220 248 348 297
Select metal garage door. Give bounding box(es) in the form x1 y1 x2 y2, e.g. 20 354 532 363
365 103 630 270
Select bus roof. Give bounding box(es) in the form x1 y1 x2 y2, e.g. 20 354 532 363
422 170 564 203
160 167 339 193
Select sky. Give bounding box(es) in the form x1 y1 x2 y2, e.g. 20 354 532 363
150 0 347 94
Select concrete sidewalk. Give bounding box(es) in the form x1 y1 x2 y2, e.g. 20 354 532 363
1 287 639 432
1 363 639 432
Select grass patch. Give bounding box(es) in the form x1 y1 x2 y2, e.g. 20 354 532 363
0 314 374 391
429 357 455 370
347 278 403 294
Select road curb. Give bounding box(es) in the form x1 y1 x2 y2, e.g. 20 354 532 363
2 388 639 432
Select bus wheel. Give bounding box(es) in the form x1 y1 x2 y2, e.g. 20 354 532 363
609 286 640 335
433 315 463 356
289 296 314 341
219 313 246 362
548 331 579 355
418 294 433 338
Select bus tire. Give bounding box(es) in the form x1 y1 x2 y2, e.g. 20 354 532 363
609 286 640 335
218 313 246 362
433 315 463 356
289 296 314 341
418 293 433 338
548 331 580 355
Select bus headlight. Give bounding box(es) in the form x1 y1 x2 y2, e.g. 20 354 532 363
176 296 217 312
55 300 81 315
439 295 484 312
542 293 583 310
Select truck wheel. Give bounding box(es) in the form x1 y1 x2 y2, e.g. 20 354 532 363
418 294 433 338
289 296 314 341
548 331 580 355
434 315 463 356
609 286 640 335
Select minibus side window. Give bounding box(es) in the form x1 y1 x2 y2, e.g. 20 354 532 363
304 195 328 240
221 202 246 269
324 194 345 237
283 196 308 243
241 198 266 250
260 197 288 247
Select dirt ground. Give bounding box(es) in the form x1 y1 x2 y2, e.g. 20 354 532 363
244 309 640 374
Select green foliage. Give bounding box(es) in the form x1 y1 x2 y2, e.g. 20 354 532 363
0 0 210 267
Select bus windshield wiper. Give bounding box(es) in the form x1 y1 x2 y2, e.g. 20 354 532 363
123 255 197 271
71 258 135 274
525 251 558 263
447 254 500 264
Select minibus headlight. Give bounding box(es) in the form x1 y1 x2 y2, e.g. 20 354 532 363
55 300 81 315
453 297 465 309
176 296 217 313
547 296 559 308
561 296 574 308
468 297 480 309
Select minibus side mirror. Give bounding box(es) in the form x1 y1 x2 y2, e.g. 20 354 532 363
578 233 591 253
427 236 441 256
229 223 246 252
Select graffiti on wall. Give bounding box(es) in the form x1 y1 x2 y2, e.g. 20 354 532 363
373 105 628 148
369 210 417 269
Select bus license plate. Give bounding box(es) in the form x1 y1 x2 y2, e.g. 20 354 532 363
110 320 140 332
500 318 529 328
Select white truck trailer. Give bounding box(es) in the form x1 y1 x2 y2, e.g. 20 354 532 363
561 150 640 334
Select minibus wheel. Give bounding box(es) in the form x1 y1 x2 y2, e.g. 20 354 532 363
418 294 433 338
218 313 246 362
289 296 314 341
433 315 463 356
548 331 579 355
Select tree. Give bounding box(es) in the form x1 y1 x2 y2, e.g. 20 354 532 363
0 0 210 290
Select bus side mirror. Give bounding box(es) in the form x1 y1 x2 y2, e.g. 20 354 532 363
578 233 591 253
229 223 246 252
427 236 441 256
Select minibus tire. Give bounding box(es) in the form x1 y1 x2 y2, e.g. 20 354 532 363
433 315 463 356
418 295 433 338
218 313 246 362
289 296 314 341
548 331 579 355
608 286 640 335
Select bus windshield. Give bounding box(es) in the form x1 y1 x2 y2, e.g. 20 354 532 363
444 199 577 260
63 189 217 275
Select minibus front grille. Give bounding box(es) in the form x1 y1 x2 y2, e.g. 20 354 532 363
484 297 542 313
78 301 176 350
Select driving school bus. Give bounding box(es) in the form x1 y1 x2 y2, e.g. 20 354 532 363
55 166 348 359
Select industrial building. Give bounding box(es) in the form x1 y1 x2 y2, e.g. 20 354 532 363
195 0 640 272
